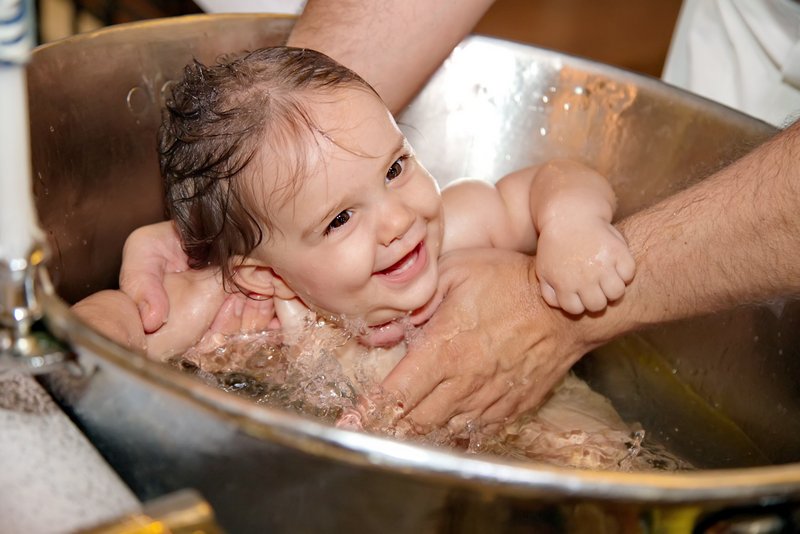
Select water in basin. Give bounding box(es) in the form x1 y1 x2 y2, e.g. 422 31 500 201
164 319 694 472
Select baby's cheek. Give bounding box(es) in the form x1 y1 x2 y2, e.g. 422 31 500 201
410 172 442 212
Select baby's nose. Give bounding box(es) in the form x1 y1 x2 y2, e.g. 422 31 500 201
378 199 415 246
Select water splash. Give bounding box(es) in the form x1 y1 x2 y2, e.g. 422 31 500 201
170 322 692 472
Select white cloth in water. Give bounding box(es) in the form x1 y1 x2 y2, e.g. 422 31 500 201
663 0 800 127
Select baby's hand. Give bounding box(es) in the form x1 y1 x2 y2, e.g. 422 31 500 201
535 217 635 314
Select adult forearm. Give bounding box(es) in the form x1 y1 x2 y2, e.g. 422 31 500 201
287 0 495 113
588 120 800 344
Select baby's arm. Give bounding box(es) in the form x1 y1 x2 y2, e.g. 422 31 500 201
72 270 231 359
442 159 634 314
71 290 148 353
525 159 634 314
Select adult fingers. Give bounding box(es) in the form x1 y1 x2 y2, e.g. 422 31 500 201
119 221 189 332
119 270 171 333
380 248 550 431
241 297 277 333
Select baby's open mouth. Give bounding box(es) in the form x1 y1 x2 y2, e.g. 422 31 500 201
375 241 425 281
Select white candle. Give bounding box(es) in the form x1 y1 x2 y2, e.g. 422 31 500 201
0 65 42 263
1 0 41 263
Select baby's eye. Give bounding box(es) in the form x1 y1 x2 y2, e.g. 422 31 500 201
386 156 407 182
325 210 352 235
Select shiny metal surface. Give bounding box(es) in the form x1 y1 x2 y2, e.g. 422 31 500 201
0 247 73 375
27 14 800 533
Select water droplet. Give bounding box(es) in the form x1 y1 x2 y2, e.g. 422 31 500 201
563 103 571 111
573 86 585 95
126 86 150 116
542 95 549 104
539 127 547 136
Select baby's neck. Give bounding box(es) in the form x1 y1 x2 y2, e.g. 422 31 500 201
355 318 413 348
346 301 440 348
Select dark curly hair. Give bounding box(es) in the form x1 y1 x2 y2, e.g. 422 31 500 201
160 46 377 285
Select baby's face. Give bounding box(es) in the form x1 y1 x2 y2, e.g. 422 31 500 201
253 87 444 340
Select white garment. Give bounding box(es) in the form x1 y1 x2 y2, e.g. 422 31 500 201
663 0 800 127
194 0 304 15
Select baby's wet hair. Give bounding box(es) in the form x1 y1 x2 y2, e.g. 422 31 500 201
160 46 378 286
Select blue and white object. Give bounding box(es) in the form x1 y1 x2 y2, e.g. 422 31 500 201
0 0 41 262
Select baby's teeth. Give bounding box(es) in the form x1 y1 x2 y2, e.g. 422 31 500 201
392 253 415 275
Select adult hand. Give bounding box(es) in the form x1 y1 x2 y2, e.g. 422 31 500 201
379 248 612 435
119 221 188 333
147 270 284 357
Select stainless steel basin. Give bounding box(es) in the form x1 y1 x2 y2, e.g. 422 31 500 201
27 14 800 533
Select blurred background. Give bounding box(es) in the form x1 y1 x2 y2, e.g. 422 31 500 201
37 0 684 78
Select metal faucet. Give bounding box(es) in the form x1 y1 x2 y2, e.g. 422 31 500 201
0 247 71 374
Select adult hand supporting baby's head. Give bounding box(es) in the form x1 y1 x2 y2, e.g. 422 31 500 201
378 248 608 435
119 221 189 333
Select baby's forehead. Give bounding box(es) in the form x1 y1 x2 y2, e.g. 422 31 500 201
264 89 401 172
250 127 324 210
240 86 406 223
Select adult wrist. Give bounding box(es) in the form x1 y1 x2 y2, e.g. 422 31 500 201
524 256 635 357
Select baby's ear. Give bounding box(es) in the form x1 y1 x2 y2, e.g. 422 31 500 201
232 259 297 300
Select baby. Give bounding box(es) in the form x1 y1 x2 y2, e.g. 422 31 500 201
68 46 651 467
114 45 633 356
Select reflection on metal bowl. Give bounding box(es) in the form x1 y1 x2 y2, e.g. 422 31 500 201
28 14 800 533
